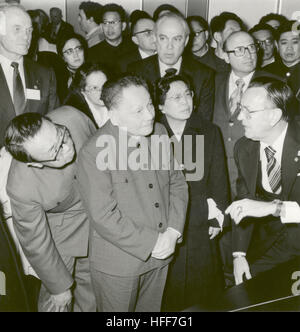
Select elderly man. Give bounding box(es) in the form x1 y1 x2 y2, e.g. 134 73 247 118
0 4 59 146
5 107 96 312
77 75 188 312
226 77 300 285
128 12 215 121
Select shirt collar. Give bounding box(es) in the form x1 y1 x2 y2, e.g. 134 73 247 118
159 57 182 77
230 70 254 90
260 123 288 155
138 48 156 59
0 54 24 67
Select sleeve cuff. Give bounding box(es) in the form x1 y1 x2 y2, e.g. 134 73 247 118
207 198 224 230
281 201 300 223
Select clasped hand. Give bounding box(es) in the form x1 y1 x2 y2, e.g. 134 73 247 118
225 199 276 225
44 289 72 312
151 229 179 260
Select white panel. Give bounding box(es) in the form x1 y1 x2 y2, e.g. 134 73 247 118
208 0 279 29
280 0 300 20
21 0 66 20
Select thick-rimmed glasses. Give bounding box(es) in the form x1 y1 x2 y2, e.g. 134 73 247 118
226 44 257 57
63 45 83 56
166 90 194 102
257 38 274 47
238 104 270 119
103 20 121 26
133 29 154 37
36 125 70 163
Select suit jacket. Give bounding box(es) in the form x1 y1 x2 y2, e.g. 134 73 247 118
128 54 215 121
76 120 189 277
0 56 60 147
7 107 96 294
118 46 142 73
232 121 300 261
44 21 74 45
213 70 282 199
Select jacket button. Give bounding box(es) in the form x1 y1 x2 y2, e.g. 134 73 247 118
149 183 153 189
155 202 159 208
158 222 163 228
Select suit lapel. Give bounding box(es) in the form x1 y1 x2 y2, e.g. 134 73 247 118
239 139 260 195
281 123 300 198
0 65 15 116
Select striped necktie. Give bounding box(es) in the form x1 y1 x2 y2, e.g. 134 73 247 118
265 146 282 194
229 78 245 118
11 62 26 115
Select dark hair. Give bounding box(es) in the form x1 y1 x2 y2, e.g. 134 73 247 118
71 62 111 93
79 1 102 25
155 74 192 107
153 4 182 21
276 20 300 41
248 77 296 121
259 13 288 29
50 7 62 15
187 15 209 32
249 23 276 39
4 113 46 163
101 75 149 110
56 33 88 59
210 11 246 37
130 10 152 35
101 3 126 23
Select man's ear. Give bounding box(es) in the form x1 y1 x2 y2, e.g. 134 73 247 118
213 31 221 43
223 50 230 64
184 35 189 47
26 162 44 169
122 22 126 32
204 30 209 42
132 35 139 46
270 107 283 125
0 12 6 36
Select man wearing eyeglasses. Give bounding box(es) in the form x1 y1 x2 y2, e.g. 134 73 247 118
4 107 97 312
87 3 135 72
226 77 300 285
249 23 277 68
118 16 156 72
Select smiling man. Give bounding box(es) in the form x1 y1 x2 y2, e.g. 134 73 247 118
4 107 97 312
226 77 300 285
77 75 188 312
128 12 215 121
0 3 59 147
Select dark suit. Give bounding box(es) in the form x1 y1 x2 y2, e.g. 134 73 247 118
7 107 96 311
160 114 230 311
44 21 74 45
213 70 282 199
118 46 141 73
128 54 215 121
0 57 59 147
233 121 300 275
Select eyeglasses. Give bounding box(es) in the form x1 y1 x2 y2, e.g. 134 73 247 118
133 29 154 37
226 44 257 57
63 45 83 56
192 30 205 37
103 20 121 26
166 90 194 102
239 104 270 119
257 38 274 47
85 86 102 93
36 125 70 163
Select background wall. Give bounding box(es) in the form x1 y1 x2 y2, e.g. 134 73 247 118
11 0 300 32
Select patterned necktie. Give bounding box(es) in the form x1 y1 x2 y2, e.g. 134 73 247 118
11 62 26 115
229 78 245 117
265 146 282 194
164 68 177 77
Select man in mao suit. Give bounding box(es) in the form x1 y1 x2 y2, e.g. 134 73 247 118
128 12 215 122
226 78 300 285
0 4 59 146
5 107 96 312
77 75 188 312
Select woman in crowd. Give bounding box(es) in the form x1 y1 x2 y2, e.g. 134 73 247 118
64 62 110 128
156 74 230 311
56 33 88 103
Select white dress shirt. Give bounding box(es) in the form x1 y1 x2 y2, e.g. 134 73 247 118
84 96 110 128
159 57 182 77
228 70 254 99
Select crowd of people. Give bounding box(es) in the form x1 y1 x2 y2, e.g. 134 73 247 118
0 0 300 312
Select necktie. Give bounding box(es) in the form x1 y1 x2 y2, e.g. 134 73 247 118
164 68 177 77
229 78 245 118
265 146 282 194
11 62 26 115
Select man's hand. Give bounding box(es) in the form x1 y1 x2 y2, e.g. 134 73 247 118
225 199 276 225
44 289 72 312
151 228 179 260
208 226 221 240
233 256 252 285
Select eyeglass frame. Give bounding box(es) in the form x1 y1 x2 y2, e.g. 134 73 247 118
238 103 273 120
256 38 274 47
226 43 258 57
192 29 206 38
102 20 121 26
133 29 154 37
165 90 194 102
63 45 84 56
33 125 69 163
